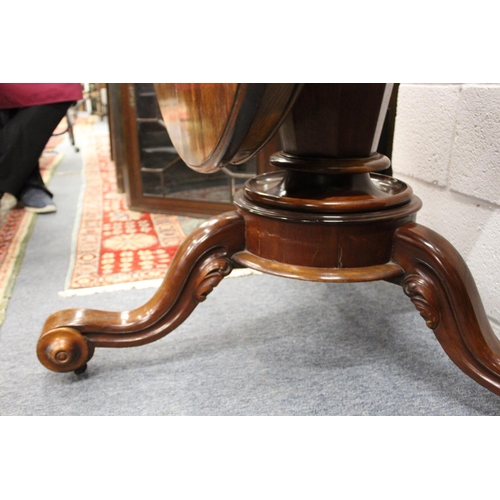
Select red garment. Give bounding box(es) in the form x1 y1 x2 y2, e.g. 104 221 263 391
0 83 83 109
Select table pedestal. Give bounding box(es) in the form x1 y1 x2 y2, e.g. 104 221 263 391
36 84 500 397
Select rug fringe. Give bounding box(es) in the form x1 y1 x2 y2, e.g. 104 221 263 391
58 279 163 297
58 267 261 297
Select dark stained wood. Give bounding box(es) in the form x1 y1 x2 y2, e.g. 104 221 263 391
234 193 421 269
107 84 126 193
278 83 393 158
390 223 500 396
242 171 414 212
37 83 500 400
377 83 400 175
120 83 142 209
118 83 282 218
155 83 239 170
233 251 404 283
155 83 303 172
256 132 281 174
119 83 236 217
232 83 420 274
37 211 245 372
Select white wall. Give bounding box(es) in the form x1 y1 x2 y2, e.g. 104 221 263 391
391 83 500 336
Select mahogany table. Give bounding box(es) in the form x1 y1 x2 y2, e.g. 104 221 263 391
37 84 500 397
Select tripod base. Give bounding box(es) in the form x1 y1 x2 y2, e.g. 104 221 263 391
36 171 500 398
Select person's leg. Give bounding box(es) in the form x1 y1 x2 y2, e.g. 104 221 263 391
0 101 72 198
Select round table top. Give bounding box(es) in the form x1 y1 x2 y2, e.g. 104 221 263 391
154 83 302 173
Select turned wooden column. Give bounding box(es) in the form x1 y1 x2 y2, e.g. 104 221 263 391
232 84 421 282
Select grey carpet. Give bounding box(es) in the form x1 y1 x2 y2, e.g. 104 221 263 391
1 121 500 415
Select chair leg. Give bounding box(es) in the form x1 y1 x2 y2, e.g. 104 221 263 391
66 111 79 152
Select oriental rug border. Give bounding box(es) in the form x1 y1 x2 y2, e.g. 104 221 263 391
0 150 63 325
59 118 257 298
60 121 208 297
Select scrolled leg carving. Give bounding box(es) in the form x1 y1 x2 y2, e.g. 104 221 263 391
392 223 500 396
37 327 94 374
37 211 246 373
195 256 233 302
402 274 440 330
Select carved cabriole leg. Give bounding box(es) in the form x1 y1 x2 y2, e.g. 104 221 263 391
392 222 500 396
37 211 245 374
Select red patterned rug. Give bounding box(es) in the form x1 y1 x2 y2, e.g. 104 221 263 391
61 121 206 296
0 142 64 324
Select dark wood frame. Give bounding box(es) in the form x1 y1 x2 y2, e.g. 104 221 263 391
112 83 278 218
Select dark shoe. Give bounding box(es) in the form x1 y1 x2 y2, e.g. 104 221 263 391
20 187 56 213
